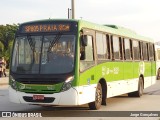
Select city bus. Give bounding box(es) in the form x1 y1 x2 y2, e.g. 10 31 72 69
9 19 156 110
155 44 160 80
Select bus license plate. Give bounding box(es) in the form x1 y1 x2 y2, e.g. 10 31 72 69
33 95 44 100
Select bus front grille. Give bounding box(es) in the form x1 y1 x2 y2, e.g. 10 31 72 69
17 78 63 85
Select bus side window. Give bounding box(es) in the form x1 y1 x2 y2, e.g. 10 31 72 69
133 40 140 60
96 32 106 60
139 41 143 60
80 35 94 71
153 44 156 61
96 33 111 61
124 38 131 60
142 42 149 61
119 37 123 60
122 38 126 60
111 36 114 60
111 36 120 60
130 39 133 60
149 43 154 61
147 43 150 61
106 34 111 59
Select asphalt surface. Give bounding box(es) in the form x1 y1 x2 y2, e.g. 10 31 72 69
0 77 160 120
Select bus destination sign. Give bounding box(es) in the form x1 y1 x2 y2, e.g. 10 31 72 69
21 24 71 33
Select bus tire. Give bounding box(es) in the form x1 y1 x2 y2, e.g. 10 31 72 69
157 69 160 80
128 77 143 97
88 83 102 110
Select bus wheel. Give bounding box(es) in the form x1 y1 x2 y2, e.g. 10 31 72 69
128 77 143 97
88 83 102 110
157 69 160 80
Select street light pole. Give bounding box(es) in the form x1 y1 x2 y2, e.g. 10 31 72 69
71 0 75 19
68 8 70 19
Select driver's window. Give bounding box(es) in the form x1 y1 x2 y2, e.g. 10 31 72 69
80 35 94 72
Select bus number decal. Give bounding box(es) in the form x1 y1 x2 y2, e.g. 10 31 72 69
102 66 119 76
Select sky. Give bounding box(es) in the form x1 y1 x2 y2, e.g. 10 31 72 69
0 0 160 42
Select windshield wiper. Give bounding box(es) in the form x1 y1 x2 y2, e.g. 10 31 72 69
27 35 35 51
48 33 62 52
26 35 37 72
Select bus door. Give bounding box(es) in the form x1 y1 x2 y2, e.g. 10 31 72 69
79 29 96 104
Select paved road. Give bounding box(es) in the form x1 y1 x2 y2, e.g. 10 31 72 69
0 79 160 120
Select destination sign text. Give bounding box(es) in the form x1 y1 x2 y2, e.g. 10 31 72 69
22 24 70 33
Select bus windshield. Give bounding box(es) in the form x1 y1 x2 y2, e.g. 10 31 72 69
11 34 75 74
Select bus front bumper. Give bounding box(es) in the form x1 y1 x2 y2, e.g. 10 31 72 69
9 86 79 105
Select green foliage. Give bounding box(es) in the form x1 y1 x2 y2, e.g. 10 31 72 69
0 24 18 68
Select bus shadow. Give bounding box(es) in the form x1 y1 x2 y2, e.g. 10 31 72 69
144 89 160 95
39 105 89 111
113 94 128 98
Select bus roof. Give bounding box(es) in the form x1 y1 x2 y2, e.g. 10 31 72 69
19 19 154 43
19 19 78 25
78 20 154 43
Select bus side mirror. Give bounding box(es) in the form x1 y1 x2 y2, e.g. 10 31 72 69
81 35 88 46
80 51 86 60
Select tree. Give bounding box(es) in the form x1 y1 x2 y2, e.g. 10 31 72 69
0 41 4 53
0 24 18 68
0 24 17 50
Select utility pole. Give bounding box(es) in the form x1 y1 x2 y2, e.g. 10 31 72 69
71 0 75 19
68 8 71 19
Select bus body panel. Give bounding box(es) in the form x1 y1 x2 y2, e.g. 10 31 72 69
76 84 97 105
9 86 79 105
79 60 156 99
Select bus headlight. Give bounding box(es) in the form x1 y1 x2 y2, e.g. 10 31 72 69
61 76 74 92
10 75 17 90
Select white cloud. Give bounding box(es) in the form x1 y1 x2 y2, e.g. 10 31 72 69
0 0 71 24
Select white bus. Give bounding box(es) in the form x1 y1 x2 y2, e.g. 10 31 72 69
155 44 160 80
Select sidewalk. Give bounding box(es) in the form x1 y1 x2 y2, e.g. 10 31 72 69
0 71 9 85
0 77 9 85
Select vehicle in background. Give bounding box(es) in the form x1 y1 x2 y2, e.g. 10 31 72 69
155 44 160 80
